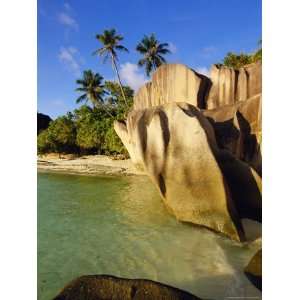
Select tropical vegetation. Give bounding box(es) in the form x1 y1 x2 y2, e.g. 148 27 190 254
93 28 129 108
221 40 262 68
38 80 133 156
136 33 170 76
38 29 262 157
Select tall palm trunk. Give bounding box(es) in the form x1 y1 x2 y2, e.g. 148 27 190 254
91 97 114 118
95 102 114 118
101 104 114 118
111 54 129 108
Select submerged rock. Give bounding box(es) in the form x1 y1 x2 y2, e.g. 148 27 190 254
244 249 262 291
115 102 261 241
53 275 202 300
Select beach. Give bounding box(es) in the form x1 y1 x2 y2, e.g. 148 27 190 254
38 154 145 176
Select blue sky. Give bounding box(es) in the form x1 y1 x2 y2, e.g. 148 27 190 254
38 0 261 119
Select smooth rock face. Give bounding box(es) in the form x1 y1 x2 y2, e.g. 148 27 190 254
244 249 262 291
204 95 262 175
114 102 263 241
116 62 262 241
53 275 202 300
134 64 211 110
133 62 261 111
206 61 262 109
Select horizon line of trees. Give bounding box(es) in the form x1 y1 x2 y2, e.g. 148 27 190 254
38 28 262 156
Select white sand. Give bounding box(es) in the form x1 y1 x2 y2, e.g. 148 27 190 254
37 154 145 176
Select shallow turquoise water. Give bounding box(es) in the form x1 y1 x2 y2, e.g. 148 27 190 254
38 172 261 300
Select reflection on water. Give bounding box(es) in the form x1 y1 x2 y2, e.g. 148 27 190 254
38 173 261 300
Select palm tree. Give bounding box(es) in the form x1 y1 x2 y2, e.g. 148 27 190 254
75 70 113 117
136 33 170 76
93 28 129 108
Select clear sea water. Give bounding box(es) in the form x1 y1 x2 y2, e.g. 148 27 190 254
38 172 261 300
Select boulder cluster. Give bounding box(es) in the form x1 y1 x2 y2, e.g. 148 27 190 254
54 62 262 300
114 62 262 242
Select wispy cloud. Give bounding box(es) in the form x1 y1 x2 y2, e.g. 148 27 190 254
57 3 78 30
200 46 217 58
63 2 72 11
51 99 66 107
168 42 177 54
58 12 78 30
58 46 82 76
195 66 210 77
120 63 147 92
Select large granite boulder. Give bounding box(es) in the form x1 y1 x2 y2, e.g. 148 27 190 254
53 275 202 300
244 249 262 291
206 61 262 109
133 61 261 111
204 95 262 175
134 64 211 110
114 102 261 241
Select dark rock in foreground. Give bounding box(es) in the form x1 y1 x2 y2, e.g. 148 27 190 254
244 249 262 291
53 275 202 300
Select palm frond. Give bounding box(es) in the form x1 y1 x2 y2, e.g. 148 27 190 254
136 33 170 76
76 94 87 104
137 58 147 67
115 45 129 52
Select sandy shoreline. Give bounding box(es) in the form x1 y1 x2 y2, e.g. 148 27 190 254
37 154 145 176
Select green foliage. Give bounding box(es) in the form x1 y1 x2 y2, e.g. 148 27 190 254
136 33 170 76
104 81 133 119
104 125 128 155
74 106 109 153
221 40 262 68
37 80 134 156
73 105 128 155
223 52 253 68
93 28 130 108
37 114 77 154
37 129 53 154
93 28 129 63
252 48 262 62
75 70 108 109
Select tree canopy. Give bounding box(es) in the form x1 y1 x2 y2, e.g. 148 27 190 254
75 70 107 108
136 33 170 76
221 40 262 68
94 28 129 108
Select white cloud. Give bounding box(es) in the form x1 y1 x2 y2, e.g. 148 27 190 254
200 46 217 58
168 42 177 54
51 99 66 107
58 46 81 76
58 12 78 30
195 66 210 77
120 63 147 92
